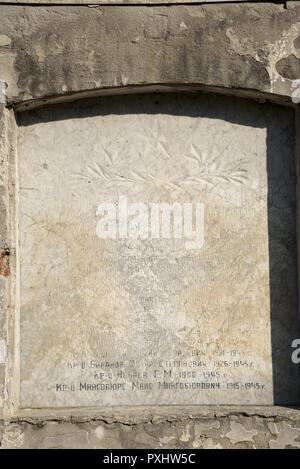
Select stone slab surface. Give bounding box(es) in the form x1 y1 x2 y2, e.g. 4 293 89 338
17 92 299 408
0 3 299 106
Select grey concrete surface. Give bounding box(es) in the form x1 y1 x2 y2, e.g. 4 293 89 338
0 3 299 108
0 1 300 449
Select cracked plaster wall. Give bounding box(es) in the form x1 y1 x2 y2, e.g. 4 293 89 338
1 409 300 449
0 1 300 449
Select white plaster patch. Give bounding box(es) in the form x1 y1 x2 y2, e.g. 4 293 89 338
1 425 25 449
0 339 6 364
180 425 191 442
159 435 176 445
201 438 223 449
269 422 300 449
267 422 278 434
0 80 6 104
225 422 257 443
94 425 105 440
0 35 11 47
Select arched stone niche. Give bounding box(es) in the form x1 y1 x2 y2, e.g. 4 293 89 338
1 89 297 415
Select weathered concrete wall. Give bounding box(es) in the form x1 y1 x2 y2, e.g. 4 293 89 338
0 2 300 109
1 407 300 449
0 1 300 450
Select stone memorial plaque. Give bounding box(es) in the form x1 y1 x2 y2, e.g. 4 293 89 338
17 93 299 407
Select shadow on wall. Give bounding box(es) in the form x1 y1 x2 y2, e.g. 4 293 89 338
266 104 299 406
18 91 300 406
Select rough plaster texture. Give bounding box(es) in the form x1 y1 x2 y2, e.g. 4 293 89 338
0 3 300 109
1 407 300 448
0 0 300 450
0 1 251 4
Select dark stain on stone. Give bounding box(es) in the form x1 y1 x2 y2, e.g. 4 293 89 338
276 54 300 80
14 48 43 97
0 246 10 277
294 36 300 50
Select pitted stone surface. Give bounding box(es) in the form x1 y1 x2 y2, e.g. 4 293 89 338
268 421 300 449
225 422 258 443
0 3 299 107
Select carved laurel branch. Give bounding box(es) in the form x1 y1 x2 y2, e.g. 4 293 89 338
71 143 248 189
